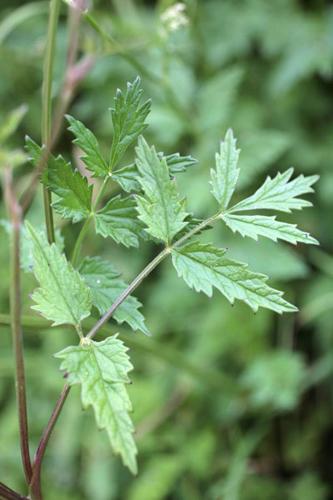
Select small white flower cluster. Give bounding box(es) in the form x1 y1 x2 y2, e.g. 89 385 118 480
160 3 189 33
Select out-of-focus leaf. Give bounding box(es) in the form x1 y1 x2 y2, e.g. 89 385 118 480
242 351 306 411
0 104 27 144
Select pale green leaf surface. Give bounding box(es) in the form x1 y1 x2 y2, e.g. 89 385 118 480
66 115 109 178
110 77 151 169
55 336 137 474
80 257 149 335
222 213 318 245
230 168 319 213
27 223 92 326
210 128 240 209
135 137 188 243
95 195 143 248
172 242 297 313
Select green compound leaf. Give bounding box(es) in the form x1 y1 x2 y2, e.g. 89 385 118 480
95 195 144 248
222 213 318 245
66 115 109 178
110 77 151 170
135 136 188 244
210 128 240 209
172 242 297 314
26 137 92 223
26 222 92 326
113 152 197 193
79 257 149 335
229 167 319 213
55 336 137 474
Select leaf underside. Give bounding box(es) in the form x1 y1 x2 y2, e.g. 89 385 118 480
55 336 137 474
172 242 297 314
222 213 318 245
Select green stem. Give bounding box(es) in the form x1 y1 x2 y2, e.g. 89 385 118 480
42 0 61 244
71 214 93 267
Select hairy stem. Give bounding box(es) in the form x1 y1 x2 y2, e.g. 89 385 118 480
29 384 70 500
41 0 61 244
3 170 33 485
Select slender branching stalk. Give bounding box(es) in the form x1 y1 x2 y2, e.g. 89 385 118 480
29 384 70 500
86 212 219 339
27 211 221 477
41 0 62 244
0 481 28 500
3 169 32 485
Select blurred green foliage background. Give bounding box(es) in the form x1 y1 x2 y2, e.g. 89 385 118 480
0 0 333 498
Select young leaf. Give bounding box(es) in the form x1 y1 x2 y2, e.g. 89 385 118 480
95 195 143 248
26 137 92 223
222 214 318 245
110 77 151 170
79 257 149 335
55 336 137 474
229 168 319 213
66 115 109 178
135 136 188 243
26 222 92 326
172 242 297 313
210 129 240 209
113 152 197 193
